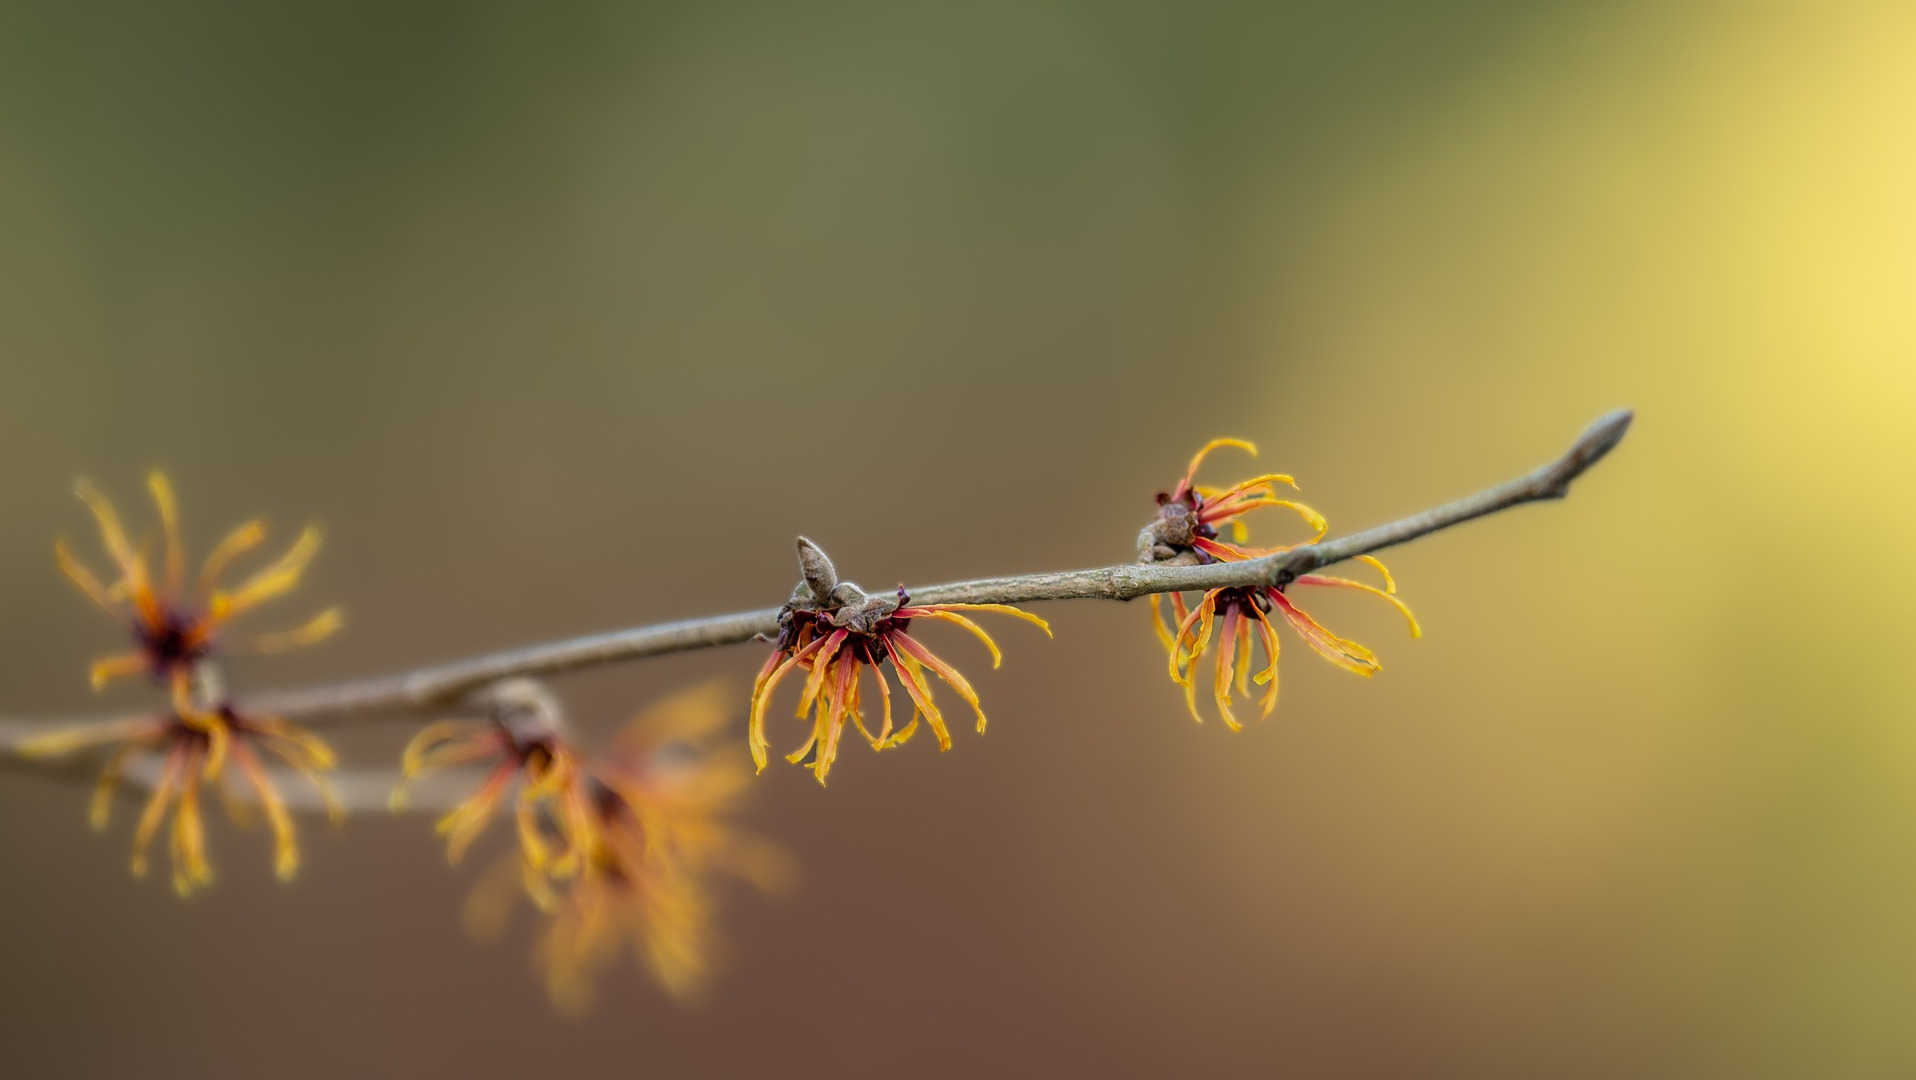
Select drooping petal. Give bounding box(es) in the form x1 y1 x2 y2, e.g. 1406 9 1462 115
1293 575 1421 637
812 653 858 785
234 741 301 881
890 632 987 735
1212 609 1242 732
1251 607 1282 717
1149 594 1179 655
130 745 187 880
747 636 826 772
914 603 1053 638
792 630 848 720
1168 599 1209 688
89 741 142 830
1353 554 1397 593
170 749 212 896
1271 590 1381 676
1180 437 1258 494
437 763 515 866
886 640 950 750
908 609 1004 668
256 736 345 826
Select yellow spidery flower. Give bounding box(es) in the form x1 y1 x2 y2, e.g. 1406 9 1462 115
1142 439 1419 728
14 706 342 894
461 683 790 1014
56 472 340 722
1139 438 1328 662
748 587 1051 785
393 679 600 875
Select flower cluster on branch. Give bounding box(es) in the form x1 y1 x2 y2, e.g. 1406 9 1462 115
0 413 1631 1012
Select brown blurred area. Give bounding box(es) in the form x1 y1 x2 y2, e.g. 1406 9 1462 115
2 0 1913 1076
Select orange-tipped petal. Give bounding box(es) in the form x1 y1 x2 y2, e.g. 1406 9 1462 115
871 662 895 747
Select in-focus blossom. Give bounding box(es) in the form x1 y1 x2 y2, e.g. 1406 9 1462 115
1139 438 1328 661
1139 437 1326 563
462 683 790 1014
56 473 340 719
15 706 342 895
393 679 599 874
749 586 1051 786
1162 554 1420 729
1141 439 1419 727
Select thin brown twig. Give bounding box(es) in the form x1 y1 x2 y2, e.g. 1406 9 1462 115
0 409 1631 757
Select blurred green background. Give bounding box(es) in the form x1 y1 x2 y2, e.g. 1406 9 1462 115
1 0 1912 1076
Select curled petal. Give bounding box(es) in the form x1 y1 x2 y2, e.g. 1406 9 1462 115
891 633 987 735
1181 438 1258 492
887 641 950 751
747 636 827 772
1354 554 1397 594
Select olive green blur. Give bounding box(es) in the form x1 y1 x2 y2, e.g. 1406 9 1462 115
1 1 1911 1077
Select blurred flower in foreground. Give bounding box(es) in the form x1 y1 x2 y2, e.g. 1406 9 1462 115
750 578 1050 784
56 472 340 718
15 706 342 895
393 679 599 874
463 682 791 1014
1141 439 1418 728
